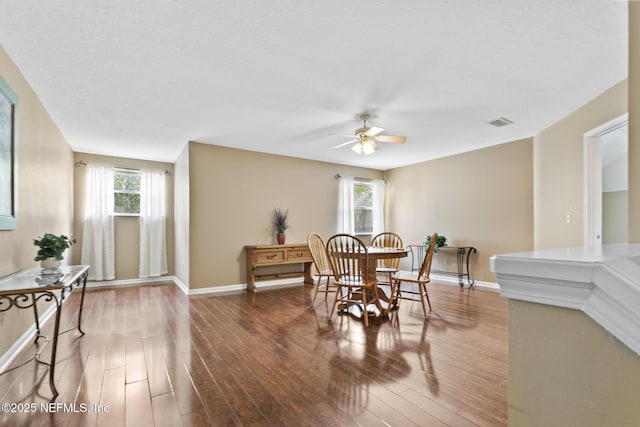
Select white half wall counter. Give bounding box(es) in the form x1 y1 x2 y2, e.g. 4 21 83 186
491 244 640 356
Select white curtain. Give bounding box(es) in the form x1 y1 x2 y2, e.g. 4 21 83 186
139 169 167 278
81 165 115 281
372 178 385 236
338 175 354 234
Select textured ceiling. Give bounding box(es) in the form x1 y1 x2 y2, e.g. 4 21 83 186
0 0 629 170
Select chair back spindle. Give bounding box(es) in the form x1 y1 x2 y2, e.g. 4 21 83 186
371 232 404 270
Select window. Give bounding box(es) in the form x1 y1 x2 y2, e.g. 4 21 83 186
113 169 141 214
353 180 374 234
338 176 385 235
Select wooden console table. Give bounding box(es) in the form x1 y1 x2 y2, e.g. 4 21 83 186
245 244 314 291
0 265 90 399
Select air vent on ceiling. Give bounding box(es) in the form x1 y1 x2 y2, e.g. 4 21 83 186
488 117 514 127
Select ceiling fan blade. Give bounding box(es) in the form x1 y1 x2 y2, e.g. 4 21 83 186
374 135 407 144
364 126 384 136
333 139 358 149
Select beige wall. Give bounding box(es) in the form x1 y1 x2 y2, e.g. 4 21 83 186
533 80 627 250
508 300 640 427
72 152 175 280
186 141 383 289
0 44 75 356
385 138 533 283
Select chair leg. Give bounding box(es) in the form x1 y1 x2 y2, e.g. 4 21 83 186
385 272 395 310
361 287 369 327
329 285 342 321
394 282 402 309
372 285 383 317
312 279 321 304
312 275 329 304
423 284 432 311
386 280 398 315
419 289 428 319
419 283 431 319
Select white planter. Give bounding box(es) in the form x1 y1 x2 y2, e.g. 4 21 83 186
40 258 61 272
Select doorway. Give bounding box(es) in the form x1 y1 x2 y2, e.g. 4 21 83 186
583 114 628 246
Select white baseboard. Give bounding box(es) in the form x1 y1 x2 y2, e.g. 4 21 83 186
430 273 500 292
184 277 303 296
85 276 175 289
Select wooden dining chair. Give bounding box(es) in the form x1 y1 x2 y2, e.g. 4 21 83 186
326 234 382 327
307 233 337 304
371 232 404 286
371 231 404 314
390 233 438 319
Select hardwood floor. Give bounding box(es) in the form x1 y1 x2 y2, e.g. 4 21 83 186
0 280 507 426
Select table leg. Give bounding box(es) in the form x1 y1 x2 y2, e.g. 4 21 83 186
303 261 313 285
76 272 88 335
247 267 256 292
31 294 43 342
456 248 465 287
453 247 476 288
48 300 63 399
466 247 477 288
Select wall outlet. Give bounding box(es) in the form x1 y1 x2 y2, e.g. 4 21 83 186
566 214 572 224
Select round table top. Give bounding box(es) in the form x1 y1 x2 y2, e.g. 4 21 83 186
366 247 409 259
328 246 408 260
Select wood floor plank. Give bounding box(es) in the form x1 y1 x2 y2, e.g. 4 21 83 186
151 392 183 427
142 336 172 398
172 350 239 426
66 351 108 427
96 367 126 427
125 380 153 426
125 332 147 384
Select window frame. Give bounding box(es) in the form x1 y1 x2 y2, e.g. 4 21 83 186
113 168 141 216
352 179 375 236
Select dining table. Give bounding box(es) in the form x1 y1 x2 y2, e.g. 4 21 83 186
337 246 408 319
364 246 409 282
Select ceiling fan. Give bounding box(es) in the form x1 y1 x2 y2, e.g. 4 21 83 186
333 113 407 155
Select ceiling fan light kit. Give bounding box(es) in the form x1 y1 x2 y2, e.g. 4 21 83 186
352 136 378 155
333 113 406 155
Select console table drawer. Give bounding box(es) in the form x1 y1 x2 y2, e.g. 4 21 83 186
287 248 311 261
256 250 285 264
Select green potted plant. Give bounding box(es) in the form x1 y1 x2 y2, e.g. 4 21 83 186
34 233 76 269
425 234 447 253
272 208 289 245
